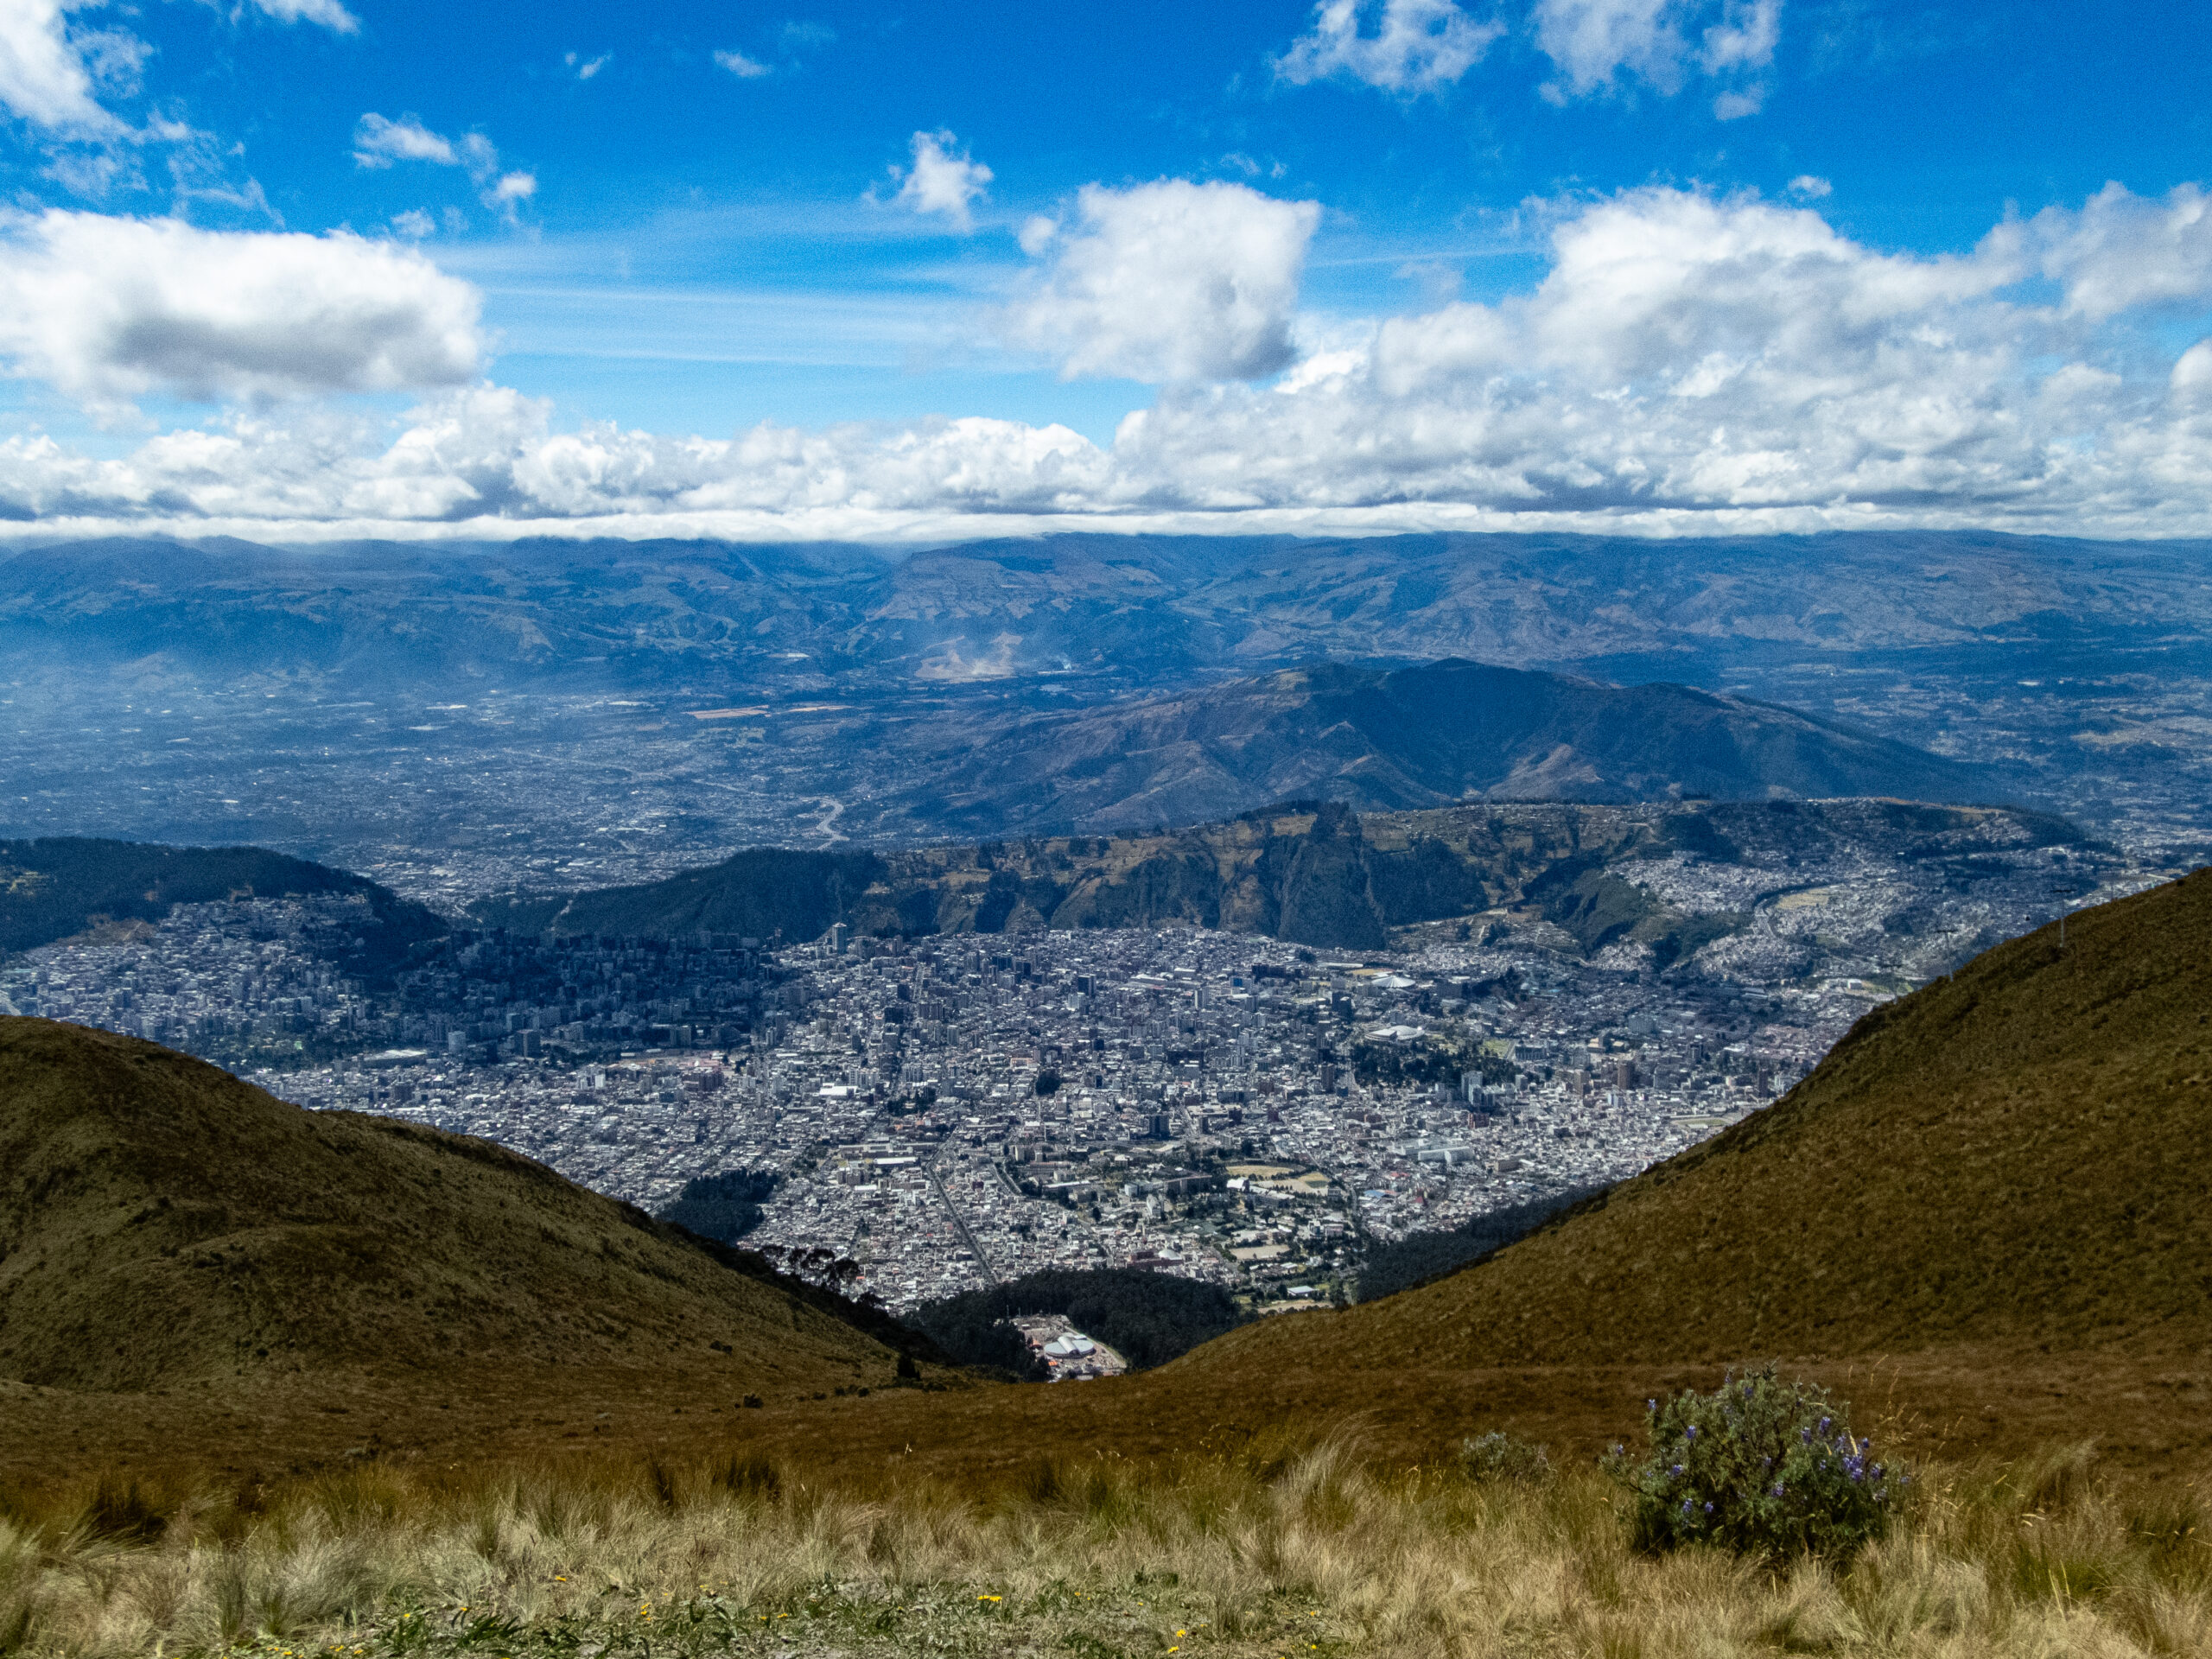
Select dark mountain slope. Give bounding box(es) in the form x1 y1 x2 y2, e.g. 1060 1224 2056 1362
897 659 2001 836
0 1018 923 1393
1176 868 2212 1384
474 797 2091 958
0 837 443 976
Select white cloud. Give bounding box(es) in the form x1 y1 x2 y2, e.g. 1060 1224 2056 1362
714 48 772 79
1008 180 1320 383
10 184 2212 541
1788 175 1832 199
1274 0 1504 95
353 114 536 221
1533 0 1779 105
891 130 992 232
0 210 483 408
2023 181 2212 321
565 51 612 80
1700 0 1779 73
2173 340 2212 402
243 0 359 33
0 0 353 139
353 113 456 168
0 0 120 131
391 208 435 239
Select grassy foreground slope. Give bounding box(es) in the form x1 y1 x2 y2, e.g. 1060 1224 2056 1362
0 1018 921 1395
1188 868 2212 1384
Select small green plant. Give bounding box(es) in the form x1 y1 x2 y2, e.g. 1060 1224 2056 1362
1457 1432 1552 1484
1605 1363 1905 1561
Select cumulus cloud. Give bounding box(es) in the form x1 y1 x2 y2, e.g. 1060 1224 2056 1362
565 50 611 80
1009 180 1321 383
0 0 121 131
0 385 1113 528
889 130 992 232
0 211 483 408
2023 181 2212 321
10 184 2212 540
1274 0 1504 94
0 0 353 137
1534 0 1779 108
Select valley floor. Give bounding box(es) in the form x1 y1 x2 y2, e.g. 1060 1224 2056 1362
5 1426 2210 1659
5 1341 2208 1503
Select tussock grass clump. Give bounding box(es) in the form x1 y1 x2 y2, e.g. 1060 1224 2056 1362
0 1432 2208 1658
1455 1431 1552 1485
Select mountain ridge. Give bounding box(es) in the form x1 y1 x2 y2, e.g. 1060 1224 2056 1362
0 1016 931 1395
1173 866 2212 1385
470 797 2092 957
885 658 2006 837
6 531 2209 690
0 837 445 976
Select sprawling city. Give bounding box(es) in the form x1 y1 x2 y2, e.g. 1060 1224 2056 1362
3 791 2156 1320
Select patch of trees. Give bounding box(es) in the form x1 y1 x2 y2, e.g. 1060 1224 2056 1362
1356 1184 1609 1303
0 836 444 977
903 1267 1249 1377
657 1166 782 1244
1350 1028 1516 1089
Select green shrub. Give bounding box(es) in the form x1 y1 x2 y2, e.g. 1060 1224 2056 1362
1605 1364 1905 1561
1457 1432 1552 1484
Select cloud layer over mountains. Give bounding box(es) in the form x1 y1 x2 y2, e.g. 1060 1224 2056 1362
2 177 2211 539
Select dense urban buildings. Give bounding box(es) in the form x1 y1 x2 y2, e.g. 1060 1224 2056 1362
4 797 2148 1314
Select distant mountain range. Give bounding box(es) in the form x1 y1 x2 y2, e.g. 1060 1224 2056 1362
3 530 2196 868
5 528 2208 690
886 659 2005 837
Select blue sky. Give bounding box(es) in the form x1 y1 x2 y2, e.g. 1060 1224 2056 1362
0 0 2209 540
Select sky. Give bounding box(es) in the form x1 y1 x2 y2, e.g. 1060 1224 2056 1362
0 0 2209 542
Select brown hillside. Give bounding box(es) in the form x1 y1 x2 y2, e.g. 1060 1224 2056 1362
1186 868 2212 1385
0 1018 913 1394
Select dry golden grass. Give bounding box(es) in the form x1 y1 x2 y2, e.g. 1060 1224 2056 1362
3 1431 2209 1658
